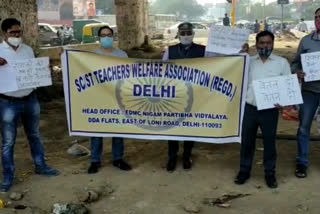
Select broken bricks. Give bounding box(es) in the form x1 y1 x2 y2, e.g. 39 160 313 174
9 192 24 201
77 190 99 203
203 192 251 208
52 203 89 214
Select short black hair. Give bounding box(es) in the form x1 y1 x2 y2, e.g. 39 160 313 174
315 8 320 14
1 18 21 32
98 25 114 36
256 30 274 43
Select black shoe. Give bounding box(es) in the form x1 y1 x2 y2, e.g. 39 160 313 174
295 164 307 178
265 174 278 188
88 162 101 174
183 157 192 170
166 159 177 172
113 159 132 171
234 171 250 185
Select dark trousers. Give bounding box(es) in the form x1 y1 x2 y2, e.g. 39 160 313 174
240 104 279 176
168 140 194 161
90 137 124 162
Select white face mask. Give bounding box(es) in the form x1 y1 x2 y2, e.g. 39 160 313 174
7 37 22 47
179 35 194 45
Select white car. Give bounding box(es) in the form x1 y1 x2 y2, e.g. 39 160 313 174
38 23 58 46
163 22 209 40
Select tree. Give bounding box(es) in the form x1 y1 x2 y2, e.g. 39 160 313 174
299 0 319 20
223 0 292 22
150 0 205 20
115 0 149 50
0 0 39 51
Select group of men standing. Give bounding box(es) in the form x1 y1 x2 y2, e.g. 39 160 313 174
57 24 74 45
0 7 320 192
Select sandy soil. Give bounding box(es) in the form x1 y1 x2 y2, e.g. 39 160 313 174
1 35 320 214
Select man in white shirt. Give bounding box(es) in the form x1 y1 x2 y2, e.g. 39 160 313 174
66 26 74 38
297 18 308 33
0 18 59 192
234 30 291 188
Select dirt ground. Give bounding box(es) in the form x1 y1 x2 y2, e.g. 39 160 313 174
1 35 320 214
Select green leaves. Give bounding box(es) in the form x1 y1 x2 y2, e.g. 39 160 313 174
150 0 205 19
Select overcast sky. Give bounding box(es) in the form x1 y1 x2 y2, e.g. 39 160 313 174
196 0 277 5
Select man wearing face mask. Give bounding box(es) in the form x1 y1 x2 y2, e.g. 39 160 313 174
234 31 291 188
87 25 132 174
0 18 60 192
162 22 205 172
292 8 320 179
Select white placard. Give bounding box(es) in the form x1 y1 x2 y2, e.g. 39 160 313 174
253 74 303 110
301 51 320 82
205 25 250 55
0 57 52 93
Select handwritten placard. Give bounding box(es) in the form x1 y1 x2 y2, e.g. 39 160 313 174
253 74 303 110
301 51 320 82
0 57 52 93
205 25 250 54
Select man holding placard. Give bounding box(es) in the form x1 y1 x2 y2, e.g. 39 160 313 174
234 31 291 188
292 8 320 179
0 18 59 192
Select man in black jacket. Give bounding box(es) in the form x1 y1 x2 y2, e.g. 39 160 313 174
223 13 230 27
162 22 205 172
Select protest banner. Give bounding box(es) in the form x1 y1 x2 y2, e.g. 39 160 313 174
253 74 303 110
0 57 52 93
301 51 320 82
205 25 250 55
61 50 249 143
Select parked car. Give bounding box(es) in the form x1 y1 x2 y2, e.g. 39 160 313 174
38 23 59 46
163 22 209 40
52 24 63 31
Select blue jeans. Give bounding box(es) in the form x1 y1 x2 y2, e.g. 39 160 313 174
296 90 320 167
0 94 46 181
90 137 124 162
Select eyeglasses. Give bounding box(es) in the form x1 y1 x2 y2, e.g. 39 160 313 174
179 31 193 36
315 15 320 19
7 30 22 35
100 34 113 38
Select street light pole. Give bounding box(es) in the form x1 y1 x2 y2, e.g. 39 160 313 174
277 0 289 32
281 3 284 32
231 0 236 26
262 0 265 20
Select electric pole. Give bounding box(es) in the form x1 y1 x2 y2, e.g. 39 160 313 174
262 0 266 20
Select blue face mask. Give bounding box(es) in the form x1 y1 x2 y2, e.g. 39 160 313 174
100 37 113 48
